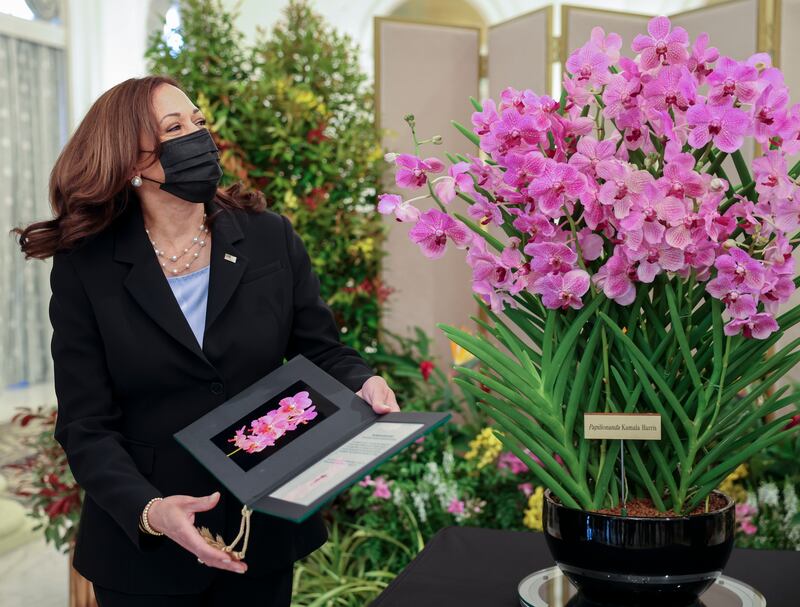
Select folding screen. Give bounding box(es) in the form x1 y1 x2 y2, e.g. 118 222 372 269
374 17 480 364
487 7 552 101
782 0 798 94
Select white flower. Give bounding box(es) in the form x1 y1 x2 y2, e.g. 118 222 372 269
442 448 455 475
392 485 405 506
784 481 798 520
411 491 428 523
758 482 780 507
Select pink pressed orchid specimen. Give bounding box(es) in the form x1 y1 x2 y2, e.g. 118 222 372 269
227 391 318 456
379 17 800 515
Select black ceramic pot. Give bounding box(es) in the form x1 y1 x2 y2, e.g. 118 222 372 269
542 489 735 607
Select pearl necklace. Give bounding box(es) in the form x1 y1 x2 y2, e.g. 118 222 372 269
145 213 209 276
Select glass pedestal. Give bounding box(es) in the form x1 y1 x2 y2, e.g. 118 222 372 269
518 566 766 607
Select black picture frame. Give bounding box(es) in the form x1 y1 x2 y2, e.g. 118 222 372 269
174 354 450 522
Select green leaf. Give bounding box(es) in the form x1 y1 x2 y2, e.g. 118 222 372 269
452 212 505 253
451 120 479 147
731 150 752 188
438 322 544 400
545 296 604 395
565 321 602 442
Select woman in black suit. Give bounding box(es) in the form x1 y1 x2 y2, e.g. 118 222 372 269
14 75 400 606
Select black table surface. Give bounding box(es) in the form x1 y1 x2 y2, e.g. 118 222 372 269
369 526 799 607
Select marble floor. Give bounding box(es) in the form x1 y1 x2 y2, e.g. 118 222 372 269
0 381 69 606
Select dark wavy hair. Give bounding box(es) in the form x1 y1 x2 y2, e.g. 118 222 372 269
11 75 266 259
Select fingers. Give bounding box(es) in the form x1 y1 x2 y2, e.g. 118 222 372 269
158 493 247 574
184 491 220 513
369 386 400 414
384 390 401 412
176 518 247 574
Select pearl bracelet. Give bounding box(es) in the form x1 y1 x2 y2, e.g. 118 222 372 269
140 496 164 536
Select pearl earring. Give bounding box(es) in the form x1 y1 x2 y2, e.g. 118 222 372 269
131 175 143 187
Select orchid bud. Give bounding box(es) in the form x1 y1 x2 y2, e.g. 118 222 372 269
384 152 398 163
722 239 737 250
404 114 416 127
710 177 726 192
432 135 443 145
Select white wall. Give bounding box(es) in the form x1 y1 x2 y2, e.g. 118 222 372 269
65 0 149 130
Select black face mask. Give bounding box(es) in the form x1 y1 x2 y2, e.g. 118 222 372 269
139 128 223 204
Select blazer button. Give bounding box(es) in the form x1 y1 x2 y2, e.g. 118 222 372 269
210 382 224 395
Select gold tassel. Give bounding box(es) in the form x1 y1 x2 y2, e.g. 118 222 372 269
196 504 253 561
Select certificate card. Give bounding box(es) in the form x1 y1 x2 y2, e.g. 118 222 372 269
174 354 450 522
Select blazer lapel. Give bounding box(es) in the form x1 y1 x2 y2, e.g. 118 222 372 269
112 198 249 368
203 200 249 335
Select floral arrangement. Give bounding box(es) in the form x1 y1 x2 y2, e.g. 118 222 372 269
227 391 317 455
723 463 800 550
379 16 800 515
737 480 800 550
2 406 82 552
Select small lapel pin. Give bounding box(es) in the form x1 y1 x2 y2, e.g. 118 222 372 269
224 253 237 263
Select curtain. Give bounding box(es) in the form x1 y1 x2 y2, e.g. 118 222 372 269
0 33 67 388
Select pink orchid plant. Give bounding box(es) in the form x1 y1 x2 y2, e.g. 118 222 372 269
379 16 800 515
227 391 318 456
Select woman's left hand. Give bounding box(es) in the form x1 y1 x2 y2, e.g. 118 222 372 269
356 376 401 414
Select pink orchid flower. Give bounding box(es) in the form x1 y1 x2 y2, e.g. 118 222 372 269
714 248 766 292
566 44 612 89
686 101 750 153
589 26 622 63
725 313 779 339
377 193 422 223
408 208 472 259
687 33 718 82
707 57 759 105
532 269 590 310
394 154 445 189
632 16 689 70
434 162 474 204
643 65 695 112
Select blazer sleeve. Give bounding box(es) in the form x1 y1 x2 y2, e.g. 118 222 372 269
49 251 164 551
280 214 377 392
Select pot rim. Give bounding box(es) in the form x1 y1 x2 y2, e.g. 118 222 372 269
543 488 734 521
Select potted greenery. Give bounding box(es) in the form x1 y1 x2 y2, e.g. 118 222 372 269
379 16 800 606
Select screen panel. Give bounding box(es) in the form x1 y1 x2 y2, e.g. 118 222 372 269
376 17 480 365
671 0 758 62
487 7 552 101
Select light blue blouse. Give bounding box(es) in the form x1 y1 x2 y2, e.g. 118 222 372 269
166 264 210 347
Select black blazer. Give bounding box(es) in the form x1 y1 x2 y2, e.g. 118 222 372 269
49 197 376 594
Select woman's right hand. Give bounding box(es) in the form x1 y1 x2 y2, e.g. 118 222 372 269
146 491 248 574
